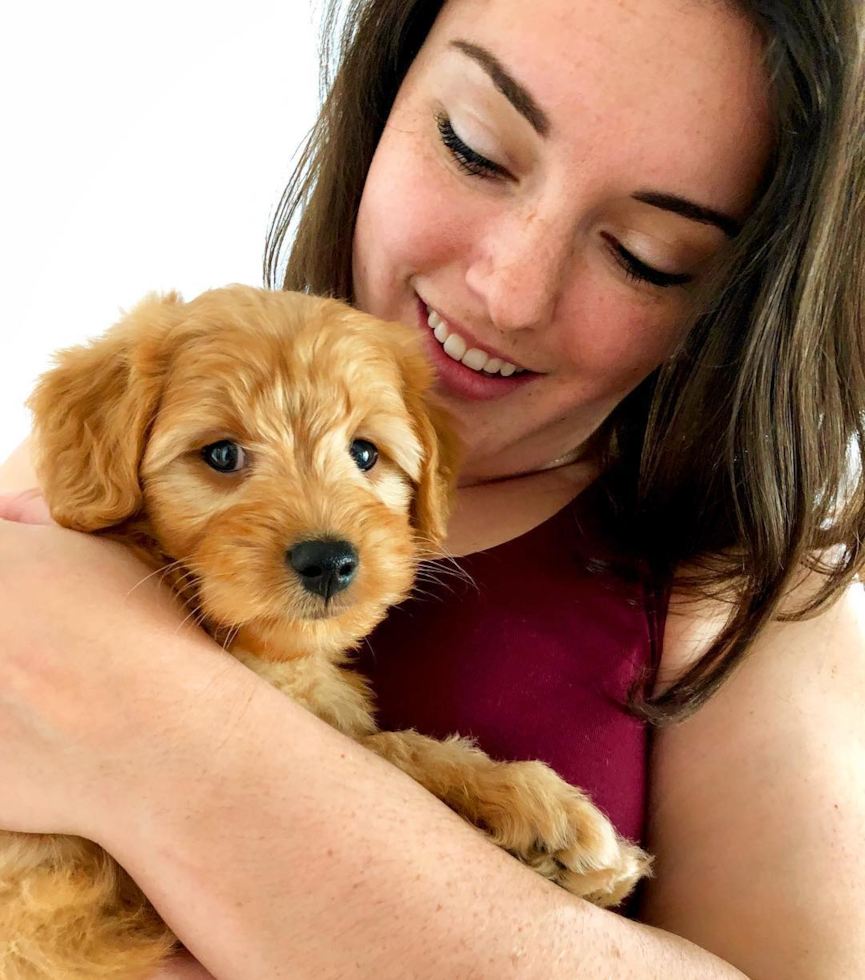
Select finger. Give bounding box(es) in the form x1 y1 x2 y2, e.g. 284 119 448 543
0 489 56 525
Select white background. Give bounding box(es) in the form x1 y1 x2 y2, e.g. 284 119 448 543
0 1 324 461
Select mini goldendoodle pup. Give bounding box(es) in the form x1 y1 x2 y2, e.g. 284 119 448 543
1 286 649 979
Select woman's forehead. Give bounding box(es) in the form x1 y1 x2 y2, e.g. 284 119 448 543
422 0 773 218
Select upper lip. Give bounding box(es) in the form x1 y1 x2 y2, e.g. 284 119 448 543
420 296 536 373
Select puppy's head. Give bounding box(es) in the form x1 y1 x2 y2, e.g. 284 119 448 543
30 286 459 657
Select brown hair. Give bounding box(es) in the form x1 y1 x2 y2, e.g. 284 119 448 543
264 0 865 724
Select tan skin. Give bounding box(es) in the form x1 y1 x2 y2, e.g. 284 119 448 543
1 0 865 977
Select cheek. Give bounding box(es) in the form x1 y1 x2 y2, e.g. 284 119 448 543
353 123 470 317
560 286 688 393
144 467 227 555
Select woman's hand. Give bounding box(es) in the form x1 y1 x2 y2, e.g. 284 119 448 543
0 489 231 839
0 487 54 524
0 490 220 980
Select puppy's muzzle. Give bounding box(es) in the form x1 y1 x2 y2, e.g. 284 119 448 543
288 539 359 600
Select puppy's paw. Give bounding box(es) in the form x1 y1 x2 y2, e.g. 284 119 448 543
361 730 650 907
469 760 651 907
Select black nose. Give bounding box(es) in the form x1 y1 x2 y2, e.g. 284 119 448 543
288 540 359 599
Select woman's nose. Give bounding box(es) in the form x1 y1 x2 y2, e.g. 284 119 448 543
464 208 575 333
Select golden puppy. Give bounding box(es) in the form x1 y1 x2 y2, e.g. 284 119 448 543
1 286 649 979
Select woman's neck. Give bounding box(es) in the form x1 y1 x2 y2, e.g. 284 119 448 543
442 459 600 559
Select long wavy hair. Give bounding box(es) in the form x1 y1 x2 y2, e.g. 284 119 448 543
264 0 865 724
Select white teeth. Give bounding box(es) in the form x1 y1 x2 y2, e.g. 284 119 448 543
443 333 467 360
461 348 488 371
433 322 449 344
425 305 526 377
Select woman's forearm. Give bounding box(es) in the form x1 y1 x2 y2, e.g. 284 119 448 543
102 658 748 980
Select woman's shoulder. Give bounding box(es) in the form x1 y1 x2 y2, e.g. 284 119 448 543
658 564 865 681
640 569 865 972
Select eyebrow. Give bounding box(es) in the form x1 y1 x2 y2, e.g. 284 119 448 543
451 39 551 137
632 191 741 238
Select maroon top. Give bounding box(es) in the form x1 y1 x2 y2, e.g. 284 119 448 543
355 482 668 910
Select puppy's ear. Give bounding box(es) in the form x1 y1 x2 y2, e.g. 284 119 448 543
395 339 461 549
407 396 461 550
28 291 186 531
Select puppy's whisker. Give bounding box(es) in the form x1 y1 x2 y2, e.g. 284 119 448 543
417 559 477 592
413 567 456 586
166 565 198 582
222 626 241 653
431 552 475 580
126 559 186 596
412 569 477 600
225 623 241 645
410 578 458 601
438 568 478 592
171 562 208 581
360 635 376 664
407 584 449 603
171 570 203 591
416 561 469 582
175 602 209 636
413 573 456 593
168 573 204 605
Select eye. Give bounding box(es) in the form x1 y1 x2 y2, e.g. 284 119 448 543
349 438 378 472
600 232 693 289
202 439 247 473
435 112 510 181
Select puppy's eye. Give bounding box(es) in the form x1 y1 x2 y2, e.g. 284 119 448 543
349 438 378 472
202 440 247 473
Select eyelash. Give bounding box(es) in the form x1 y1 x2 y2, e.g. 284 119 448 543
600 234 693 289
435 112 692 290
435 113 507 179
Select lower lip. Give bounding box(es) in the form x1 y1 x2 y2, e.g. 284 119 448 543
415 297 536 402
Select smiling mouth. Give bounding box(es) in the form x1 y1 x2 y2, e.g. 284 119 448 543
422 304 531 377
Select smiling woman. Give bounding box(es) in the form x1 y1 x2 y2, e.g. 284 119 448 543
276 0 775 486
0 0 863 978
347 0 772 483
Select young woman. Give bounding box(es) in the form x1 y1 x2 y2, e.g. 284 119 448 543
1 0 863 977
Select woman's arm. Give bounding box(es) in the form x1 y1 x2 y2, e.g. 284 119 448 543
0 491 742 980
115 582 864 980
639 578 865 979
97 637 750 980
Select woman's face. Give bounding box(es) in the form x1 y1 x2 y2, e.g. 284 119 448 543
352 0 772 483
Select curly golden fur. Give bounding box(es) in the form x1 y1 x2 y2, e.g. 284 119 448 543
1 286 649 979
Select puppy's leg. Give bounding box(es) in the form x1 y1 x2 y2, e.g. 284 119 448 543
0 832 176 980
361 731 650 907
232 650 378 738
